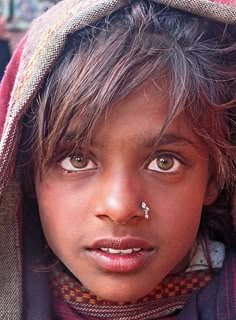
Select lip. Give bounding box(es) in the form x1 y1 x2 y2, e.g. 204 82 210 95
86 237 155 273
89 237 153 250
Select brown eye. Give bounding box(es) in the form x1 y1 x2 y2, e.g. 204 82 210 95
156 157 174 170
148 155 180 173
60 155 97 172
70 156 88 169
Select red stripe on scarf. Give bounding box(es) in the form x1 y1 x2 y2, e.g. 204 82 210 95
0 35 27 137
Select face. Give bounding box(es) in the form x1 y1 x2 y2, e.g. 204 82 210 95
35 82 217 302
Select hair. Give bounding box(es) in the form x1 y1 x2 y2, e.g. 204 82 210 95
19 0 236 246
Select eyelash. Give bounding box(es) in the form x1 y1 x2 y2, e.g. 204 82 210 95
147 152 186 175
57 151 187 176
58 154 96 173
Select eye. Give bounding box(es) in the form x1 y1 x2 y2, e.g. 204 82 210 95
60 155 97 172
148 154 181 173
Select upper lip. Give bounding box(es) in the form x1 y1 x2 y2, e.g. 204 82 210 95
88 237 153 250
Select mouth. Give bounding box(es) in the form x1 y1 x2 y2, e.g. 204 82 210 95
99 247 143 254
86 237 155 273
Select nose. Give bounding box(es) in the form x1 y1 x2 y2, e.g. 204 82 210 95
94 171 144 224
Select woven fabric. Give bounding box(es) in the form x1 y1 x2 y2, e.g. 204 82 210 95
0 176 22 319
50 250 236 320
156 0 236 23
1 0 236 197
176 249 236 320
0 0 236 319
51 267 214 319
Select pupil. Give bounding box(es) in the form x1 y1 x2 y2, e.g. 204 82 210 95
158 157 173 170
70 156 86 168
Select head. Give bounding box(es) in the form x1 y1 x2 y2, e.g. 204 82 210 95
19 0 236 302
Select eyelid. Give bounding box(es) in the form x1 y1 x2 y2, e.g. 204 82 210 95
150 150 188 164
53 145 89 162
146 151 187 173
58 149 98 173
61 157 97 172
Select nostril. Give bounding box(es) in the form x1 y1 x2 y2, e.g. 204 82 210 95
93 177 143 224
95 202 147 225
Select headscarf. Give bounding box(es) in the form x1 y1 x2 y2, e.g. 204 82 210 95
1 0 236 318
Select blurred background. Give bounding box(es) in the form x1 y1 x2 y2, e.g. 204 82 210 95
0 0 57 80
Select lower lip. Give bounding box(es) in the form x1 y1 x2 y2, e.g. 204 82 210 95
87 249 154 273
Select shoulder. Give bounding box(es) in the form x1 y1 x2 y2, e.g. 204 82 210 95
177 248 236 320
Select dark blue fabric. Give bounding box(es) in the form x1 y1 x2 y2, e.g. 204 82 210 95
177 248 236 320
23 199 52 320
0 39 11 81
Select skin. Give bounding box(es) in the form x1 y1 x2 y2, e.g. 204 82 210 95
35 82 218 302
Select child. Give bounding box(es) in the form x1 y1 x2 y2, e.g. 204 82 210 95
0 0 236 319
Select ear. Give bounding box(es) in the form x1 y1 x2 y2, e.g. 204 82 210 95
203 176 219 206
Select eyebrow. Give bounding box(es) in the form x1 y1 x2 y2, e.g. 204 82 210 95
63 131 195 149
148 133 195 148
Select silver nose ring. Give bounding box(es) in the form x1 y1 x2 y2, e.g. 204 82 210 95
140 202 150 220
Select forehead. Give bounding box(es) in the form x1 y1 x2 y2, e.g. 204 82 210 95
66 81 204 151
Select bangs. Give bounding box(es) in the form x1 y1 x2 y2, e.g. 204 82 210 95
20 0 236 190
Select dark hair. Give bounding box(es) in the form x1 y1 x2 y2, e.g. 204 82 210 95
19 0 236 245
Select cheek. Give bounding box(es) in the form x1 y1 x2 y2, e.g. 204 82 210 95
153 201 201 275
152 178 207 254
35 180 87 256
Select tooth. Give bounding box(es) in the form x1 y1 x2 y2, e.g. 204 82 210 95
108 248 121 254
100 248 142 254
120 249 132 254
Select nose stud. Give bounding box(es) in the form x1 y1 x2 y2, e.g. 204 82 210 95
140 202 150 220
